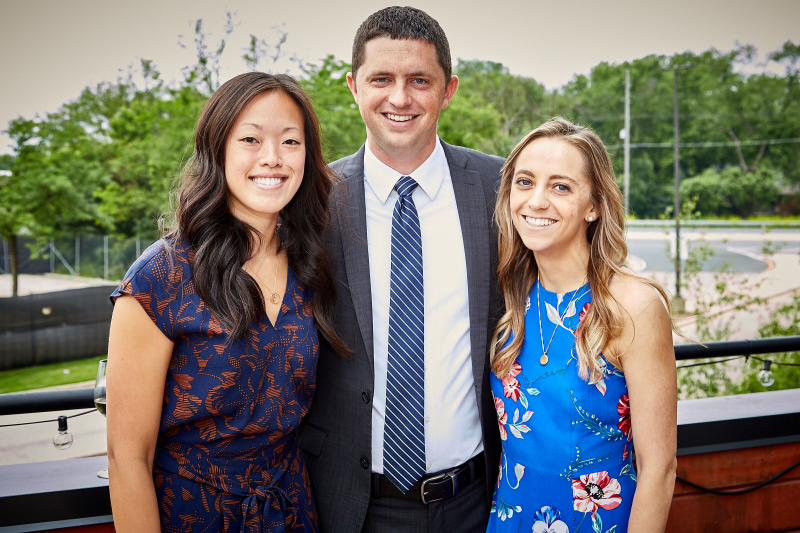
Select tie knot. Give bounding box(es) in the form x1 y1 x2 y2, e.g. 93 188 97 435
394 176 418 198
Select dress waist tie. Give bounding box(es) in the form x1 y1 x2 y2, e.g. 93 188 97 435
239 469 297 533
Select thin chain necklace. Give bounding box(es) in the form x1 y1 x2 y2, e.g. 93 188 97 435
254 229 283 305
536 275 587 366
265 257 281 304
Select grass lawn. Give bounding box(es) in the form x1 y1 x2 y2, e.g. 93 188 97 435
0 355 107 394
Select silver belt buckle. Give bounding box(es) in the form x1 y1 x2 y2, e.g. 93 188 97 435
420 470 458 505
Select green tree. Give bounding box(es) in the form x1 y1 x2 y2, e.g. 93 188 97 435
2 84 118 294
721 166 781 217
96 83 206 238
438 89 503 154
681 166 781 217
621 158 672 218
299 56 365 162
450 60 550 155
680 169 725 216
555 44 800 217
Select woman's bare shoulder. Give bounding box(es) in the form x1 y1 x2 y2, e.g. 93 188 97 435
608 270 668 317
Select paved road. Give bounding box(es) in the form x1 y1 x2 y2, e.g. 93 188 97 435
627 227 800 274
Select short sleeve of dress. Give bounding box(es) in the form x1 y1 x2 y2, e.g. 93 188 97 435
110 239 187 342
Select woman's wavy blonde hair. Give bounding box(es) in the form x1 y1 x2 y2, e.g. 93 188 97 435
491 117 673 381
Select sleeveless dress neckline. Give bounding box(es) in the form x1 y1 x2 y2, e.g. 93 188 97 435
536 279 590 297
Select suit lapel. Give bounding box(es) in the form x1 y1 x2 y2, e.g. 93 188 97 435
336 142 492 381
335 147 375 369
442 141 492 400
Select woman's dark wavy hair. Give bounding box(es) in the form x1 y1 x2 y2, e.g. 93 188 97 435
166 71 348 355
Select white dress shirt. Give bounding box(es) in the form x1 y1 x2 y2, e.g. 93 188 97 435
363 139 484 475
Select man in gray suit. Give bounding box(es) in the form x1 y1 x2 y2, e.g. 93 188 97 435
298 7 503 532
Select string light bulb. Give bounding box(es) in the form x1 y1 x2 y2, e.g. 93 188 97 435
53 415 73 450
757 360 775 387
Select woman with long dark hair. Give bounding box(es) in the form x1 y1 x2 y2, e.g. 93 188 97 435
488 118 677 533
106 72 346 532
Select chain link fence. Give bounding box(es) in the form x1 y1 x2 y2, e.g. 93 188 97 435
1 235 157 281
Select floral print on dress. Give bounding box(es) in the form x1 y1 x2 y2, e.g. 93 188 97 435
497 452 526 491
617 394 634 465
495 389 533 441
492 496 522 522
487 280 635 533
578 302 591 323
502 362 522 401
575 302 591 337
617 394 631 440
112 240 319 532
532 506 569 533
589 355 608 396
495 394 508 441
503 361 540 410
572 471 623 514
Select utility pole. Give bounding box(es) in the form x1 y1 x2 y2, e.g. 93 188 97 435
656 63 694 312
624 68 631 217
673 66 683 307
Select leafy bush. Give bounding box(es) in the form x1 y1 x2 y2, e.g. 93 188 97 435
681 166 781 218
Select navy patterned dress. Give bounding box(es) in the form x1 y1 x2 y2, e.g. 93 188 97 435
111 239 319 532
488 280 636 533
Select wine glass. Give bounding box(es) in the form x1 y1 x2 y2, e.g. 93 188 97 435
94 359 109 479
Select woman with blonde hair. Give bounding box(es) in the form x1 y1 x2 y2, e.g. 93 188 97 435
487 117 677 533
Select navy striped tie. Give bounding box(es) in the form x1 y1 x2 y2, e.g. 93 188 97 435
383 175 426 493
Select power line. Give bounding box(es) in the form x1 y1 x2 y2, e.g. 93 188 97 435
582 111 800 122
606 137 800 150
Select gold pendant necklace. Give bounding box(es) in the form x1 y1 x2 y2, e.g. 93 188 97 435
536 276 587 365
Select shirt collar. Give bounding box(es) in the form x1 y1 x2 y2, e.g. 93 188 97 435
363 138 447 204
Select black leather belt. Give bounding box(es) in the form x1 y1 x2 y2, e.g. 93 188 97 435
371 452 485 504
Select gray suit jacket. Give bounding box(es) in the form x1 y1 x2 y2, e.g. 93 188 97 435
298 140 504 532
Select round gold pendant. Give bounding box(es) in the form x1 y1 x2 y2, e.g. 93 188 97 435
540 354 549 366
270 293 280 305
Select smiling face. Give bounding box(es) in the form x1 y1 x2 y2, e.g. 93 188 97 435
347 37 458 174
224 90 306 232
510 137 597 259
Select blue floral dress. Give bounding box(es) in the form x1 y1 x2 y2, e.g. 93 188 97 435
488 280 636 533
111 239 319 532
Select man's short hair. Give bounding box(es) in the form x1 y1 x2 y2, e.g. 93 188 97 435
351 6 452 81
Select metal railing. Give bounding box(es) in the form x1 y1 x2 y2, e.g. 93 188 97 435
0 388 94 415
673 336 800 360
1 336 799 416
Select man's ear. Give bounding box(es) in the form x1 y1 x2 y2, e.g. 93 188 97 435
346 72 358 103
441 75 459 110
